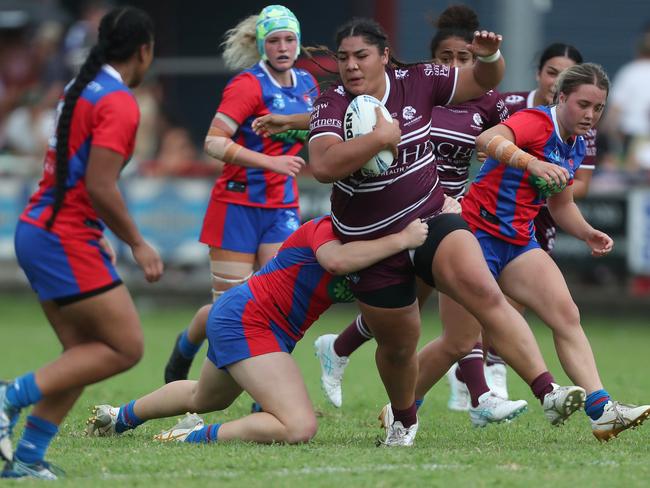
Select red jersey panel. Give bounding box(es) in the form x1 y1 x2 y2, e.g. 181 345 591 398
247 216 354 341
21 66 139 239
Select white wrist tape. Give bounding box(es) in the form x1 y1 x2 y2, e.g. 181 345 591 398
477 49 501 63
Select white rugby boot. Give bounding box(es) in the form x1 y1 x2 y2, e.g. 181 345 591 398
377 403 417 447
485 363 509 400
446 364 470 412
154 413 204 442
542 384 586 426
591 401 650 442
314 334 349 408
469 392 527 427
86 405 119 437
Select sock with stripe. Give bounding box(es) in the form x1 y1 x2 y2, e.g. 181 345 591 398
585 389 611 420
178 329 203 359
333 314 373 357
14 415 58 464
530 371 555 404
391 403 417 428
185 424 221 443
457 343 490 407
116 400 145 433
415 398 424 411
5 372 42 410
486 347 506 366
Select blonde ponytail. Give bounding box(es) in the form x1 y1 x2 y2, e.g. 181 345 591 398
222 15 260 71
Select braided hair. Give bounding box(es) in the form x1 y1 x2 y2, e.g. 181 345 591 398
47 6 154 229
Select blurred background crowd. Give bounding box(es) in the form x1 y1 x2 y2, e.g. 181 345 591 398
1 0 649 300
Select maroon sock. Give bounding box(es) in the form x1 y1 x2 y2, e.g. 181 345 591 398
333 314 373 357
486 347 506 366
530 371 555 404
454 364 465 382
458 343 490 407
391 403 417 428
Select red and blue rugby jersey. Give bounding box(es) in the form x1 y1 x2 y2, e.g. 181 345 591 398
462 105 586 245
248 216 354 341
211 60 318 208
20 65 139 239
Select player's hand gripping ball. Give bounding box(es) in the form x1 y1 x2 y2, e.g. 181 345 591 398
529 174 566 198
344 95 395 177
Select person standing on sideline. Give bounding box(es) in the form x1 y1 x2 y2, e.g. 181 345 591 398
1 7 161 480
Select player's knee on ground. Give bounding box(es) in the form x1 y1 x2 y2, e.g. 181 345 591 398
284 415 318 444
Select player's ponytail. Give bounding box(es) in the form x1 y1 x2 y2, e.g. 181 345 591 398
47 6 154 229
222 15 260 71
429 5 479 57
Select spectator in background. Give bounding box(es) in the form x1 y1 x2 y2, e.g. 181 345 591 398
139 127 221 178
63 0 111 76
606 23 650 172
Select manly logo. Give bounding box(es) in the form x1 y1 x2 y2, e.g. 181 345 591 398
334 85 345 96
395 69 409 80
402 106 416 120
472 113 483 127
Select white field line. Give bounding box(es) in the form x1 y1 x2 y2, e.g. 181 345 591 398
97 463 461 480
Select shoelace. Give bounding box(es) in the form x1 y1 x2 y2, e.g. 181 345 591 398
610 401 636 427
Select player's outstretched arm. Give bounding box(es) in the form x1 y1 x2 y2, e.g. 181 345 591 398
252 113 310 136
547 186 614 257
315 219 428 275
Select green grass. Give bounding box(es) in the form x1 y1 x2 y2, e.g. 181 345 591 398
1 294 650 487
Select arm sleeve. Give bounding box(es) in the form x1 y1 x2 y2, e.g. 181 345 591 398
308 90 346 142
217 72 263 125
486 92 510 127
415 64 458 106
91 91 139 158
502 109 551 149
310 217 339 252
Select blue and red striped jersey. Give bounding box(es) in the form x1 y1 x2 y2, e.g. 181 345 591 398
20 65 139 239
247 216 354 341
462 105 586 244
212 61 318 208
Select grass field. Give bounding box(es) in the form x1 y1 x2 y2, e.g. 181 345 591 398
1 294 650 487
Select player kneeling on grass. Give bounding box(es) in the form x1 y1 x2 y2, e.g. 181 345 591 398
86 216 428 445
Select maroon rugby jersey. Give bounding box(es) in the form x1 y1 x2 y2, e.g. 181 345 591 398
432 90 509 199
309 64 457 241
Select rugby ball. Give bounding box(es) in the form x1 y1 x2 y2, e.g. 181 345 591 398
344 95 395 177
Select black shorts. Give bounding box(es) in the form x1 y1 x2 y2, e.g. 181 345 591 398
413 213 470 287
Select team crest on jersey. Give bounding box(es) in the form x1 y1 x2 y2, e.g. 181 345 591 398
327 276 355 303
395 69 409 80
334 85 345 96
402 106 416 120
272 94 286 110
505 94 525 105
548 148 562 164
471 113 483 129
303 93 313 109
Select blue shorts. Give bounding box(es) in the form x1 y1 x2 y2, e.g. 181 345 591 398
206 283 297 370
15 221 121 304
200 201 300 253
475 229 540 279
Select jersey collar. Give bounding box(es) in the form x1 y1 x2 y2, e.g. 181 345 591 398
102 64 124 83
550 105 577 147
259 60 296 88
380 71 391 105
526 89 536 108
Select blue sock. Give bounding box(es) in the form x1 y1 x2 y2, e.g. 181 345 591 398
185 424 220 443
5 372 42 410
14 415 58 464
415 398 424 411
116 400 145 433
178 329 203 359
585 389 611 420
